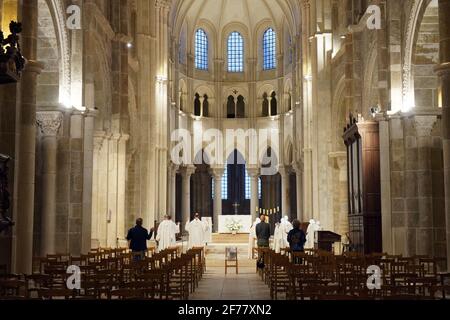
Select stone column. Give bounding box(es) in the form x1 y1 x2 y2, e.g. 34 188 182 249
116 134 129 247
168 163 178 217
279 166 290 218
210 167 224 233
293 162 304 221
415 116 437 255
437 0 450 270
91 132 105 249
81 108 98 254
248 167 260 221
13 0 44 274
106 134 119 248
36 111 63 256
181 166 195 228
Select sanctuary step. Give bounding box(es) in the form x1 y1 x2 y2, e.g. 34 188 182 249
211 233 249 244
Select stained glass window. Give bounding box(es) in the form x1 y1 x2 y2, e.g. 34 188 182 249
227 32 244 72
263 28 276 70
195 29 208 70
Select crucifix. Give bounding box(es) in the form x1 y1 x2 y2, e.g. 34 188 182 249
232 202 240 215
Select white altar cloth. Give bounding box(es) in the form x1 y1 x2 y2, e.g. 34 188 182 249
218 215 252 233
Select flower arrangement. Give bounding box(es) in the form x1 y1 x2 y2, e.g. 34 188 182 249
226 218 243 233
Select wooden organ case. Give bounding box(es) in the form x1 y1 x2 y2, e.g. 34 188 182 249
343 115 382 254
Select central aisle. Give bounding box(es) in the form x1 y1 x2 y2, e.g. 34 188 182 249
189 267 271 300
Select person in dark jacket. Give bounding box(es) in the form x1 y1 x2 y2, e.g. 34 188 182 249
287 219 306 252
126 218 154 260
255 214 271 247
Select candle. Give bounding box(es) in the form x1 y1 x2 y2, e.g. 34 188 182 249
277 206 280 212
256 206 259 213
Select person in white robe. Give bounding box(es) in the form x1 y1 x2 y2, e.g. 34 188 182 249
185 213 208 248
156 215 177 251
280 216 293 248
273 222 283 253
248 218 261 259
305 219 316 249
305 219 323 249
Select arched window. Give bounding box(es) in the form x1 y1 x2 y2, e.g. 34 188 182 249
195 29 208 70
262 92 269 117
227 32 244 72
203 94 209 117
194 93 201 116
263 28 276 70
270 92 277 115
236 95 245 118
227 95 236 118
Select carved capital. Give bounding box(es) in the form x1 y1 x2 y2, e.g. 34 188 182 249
210 166 225 179
247 167 260 178
36 111 63 137
414 116 437 138
155 0 170 9
181 165 196 178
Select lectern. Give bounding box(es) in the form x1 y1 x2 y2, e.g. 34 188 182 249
315 231 341 252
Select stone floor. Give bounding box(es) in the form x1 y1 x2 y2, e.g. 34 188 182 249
190 266 271 300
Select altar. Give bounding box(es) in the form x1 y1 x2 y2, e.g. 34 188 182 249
218 215 252 234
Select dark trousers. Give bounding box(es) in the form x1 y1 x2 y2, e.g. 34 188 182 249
132 250 145 261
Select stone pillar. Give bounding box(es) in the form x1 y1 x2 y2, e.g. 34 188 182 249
415 116 437 255
117 134 129 247
293 162 304 222
248 167 260 221
106 134 119 248
210 167 224 233
279 166 290 218
437 0 450 270
181 166 195 228
13 0 43 274
168 163 178 217
91 132 105 249
36 111 63 256
81 108 98 254
334 152 349 237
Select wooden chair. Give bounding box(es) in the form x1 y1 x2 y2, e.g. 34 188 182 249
38 288 76 300
0 279 26 298
110 288 144 300
25 274 52 299
163 260 187 300
225 247 238 275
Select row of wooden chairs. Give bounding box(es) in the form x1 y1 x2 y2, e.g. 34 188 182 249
0 246 206 300
256 248 450 300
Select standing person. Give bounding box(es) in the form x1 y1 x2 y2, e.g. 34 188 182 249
185 213 207 248
273 222 283 253
288 219 307 264
255 214 270 270
281 216 293 248
126 218 154 260
255 214 271 248
156 215 177 251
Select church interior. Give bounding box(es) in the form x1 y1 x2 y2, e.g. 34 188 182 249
1 0 450 301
